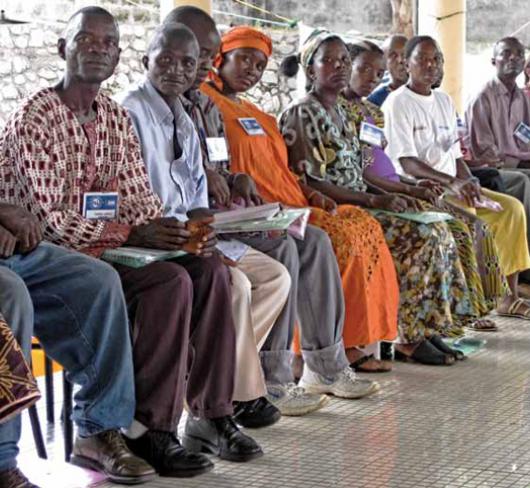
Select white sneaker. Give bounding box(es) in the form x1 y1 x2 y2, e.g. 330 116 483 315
266 383 329 416
298 366 380 399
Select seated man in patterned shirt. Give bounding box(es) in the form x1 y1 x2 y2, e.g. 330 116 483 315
0 6 258 480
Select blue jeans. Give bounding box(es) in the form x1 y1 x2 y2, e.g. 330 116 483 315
0 243 135 471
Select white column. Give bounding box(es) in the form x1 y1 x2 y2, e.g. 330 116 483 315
418 0 466 112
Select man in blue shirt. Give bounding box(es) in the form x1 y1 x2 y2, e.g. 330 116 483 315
117 22 270 470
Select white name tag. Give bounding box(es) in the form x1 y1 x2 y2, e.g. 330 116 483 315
238 117 265 136
82 192 119 220
206 137 229 162
514 122 530 145
359 121 384 147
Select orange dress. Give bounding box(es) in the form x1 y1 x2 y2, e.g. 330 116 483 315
202 82 399 347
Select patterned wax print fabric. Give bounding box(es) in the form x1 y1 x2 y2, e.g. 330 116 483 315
0 314 40 424
340 95 506 314
280 95 475 342
0 88 163 257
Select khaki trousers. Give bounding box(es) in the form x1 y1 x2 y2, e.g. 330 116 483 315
229 247 291 402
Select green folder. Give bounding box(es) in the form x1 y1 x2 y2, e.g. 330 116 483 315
369 210 454 224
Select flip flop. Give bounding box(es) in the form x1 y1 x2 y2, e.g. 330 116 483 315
395 340 455 366
496 298 530 321
464 318 498 332
350 354 392 373
428 334 466 361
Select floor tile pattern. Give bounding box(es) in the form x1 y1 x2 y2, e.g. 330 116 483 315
20 315 530 487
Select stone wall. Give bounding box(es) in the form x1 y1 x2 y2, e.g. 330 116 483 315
0 0 299 127
1 0 529 127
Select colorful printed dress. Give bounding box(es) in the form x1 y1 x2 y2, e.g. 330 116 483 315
341 95 506 312
202 81 399 348
280 94 474 342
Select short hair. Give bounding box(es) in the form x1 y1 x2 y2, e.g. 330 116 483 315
347 40 383 62
163 5 217 31
493 36 525 57
382 34 408 54
63 6 118 41
404 35 440 60
146 22 199 56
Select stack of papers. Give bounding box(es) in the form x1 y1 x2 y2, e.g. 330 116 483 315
212 203 310 237
102 247 187 268
370 210 454 224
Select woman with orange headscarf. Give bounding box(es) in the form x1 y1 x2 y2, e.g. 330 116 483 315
202 26 401 371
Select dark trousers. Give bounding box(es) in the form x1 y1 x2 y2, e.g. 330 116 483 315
115 254 236 432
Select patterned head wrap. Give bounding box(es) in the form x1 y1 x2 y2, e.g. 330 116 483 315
300 28 344 69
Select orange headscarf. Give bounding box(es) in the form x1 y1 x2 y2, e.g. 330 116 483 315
213 25 273 69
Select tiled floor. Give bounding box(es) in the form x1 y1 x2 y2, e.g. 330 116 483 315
20 315 530 487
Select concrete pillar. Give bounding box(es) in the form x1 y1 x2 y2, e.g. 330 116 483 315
160 0 213 20
418 0 465 112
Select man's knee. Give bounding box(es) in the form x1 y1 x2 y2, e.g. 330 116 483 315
0 269 33 347
194 254 230 282
268 259 292 299
304 224 333 249
230 267 252 303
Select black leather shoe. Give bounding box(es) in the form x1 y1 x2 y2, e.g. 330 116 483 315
182 415 263 462
233 397 281 428
0 468 40 488
125 430 213 478
71 430 156 485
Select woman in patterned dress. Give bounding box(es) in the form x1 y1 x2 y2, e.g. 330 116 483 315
279 31 477 363
339 40 504 328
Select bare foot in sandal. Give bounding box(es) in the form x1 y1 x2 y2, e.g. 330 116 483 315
497 296 530 320
346 348 392 373
465 318 498 332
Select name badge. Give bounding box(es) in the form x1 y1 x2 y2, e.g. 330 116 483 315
206 137 229 162
514 122 530 145
82 192 119 220
359 121 384 147
238 118 265 136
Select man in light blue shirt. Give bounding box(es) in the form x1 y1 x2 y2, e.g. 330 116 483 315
119 66 207 221
117 22 292 461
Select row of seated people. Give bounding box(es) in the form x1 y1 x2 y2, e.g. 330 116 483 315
0 5 529 488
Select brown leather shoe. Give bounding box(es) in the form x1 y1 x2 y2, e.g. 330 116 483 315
0 467 40 488
71 430 156 485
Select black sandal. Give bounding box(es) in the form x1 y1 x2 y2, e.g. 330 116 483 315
428 334 466 361
395 340 455 366
350 354 392 373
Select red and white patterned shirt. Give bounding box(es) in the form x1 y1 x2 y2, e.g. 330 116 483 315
0 88 163 257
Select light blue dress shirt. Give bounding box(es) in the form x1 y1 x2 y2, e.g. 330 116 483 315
116 78 208 221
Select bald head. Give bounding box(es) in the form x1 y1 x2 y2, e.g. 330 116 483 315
492 36 525 81
63 6 119 43
163 5 217 32
382 34 408 56
383 34 408 86
146 22 199 57
164 6 221 90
